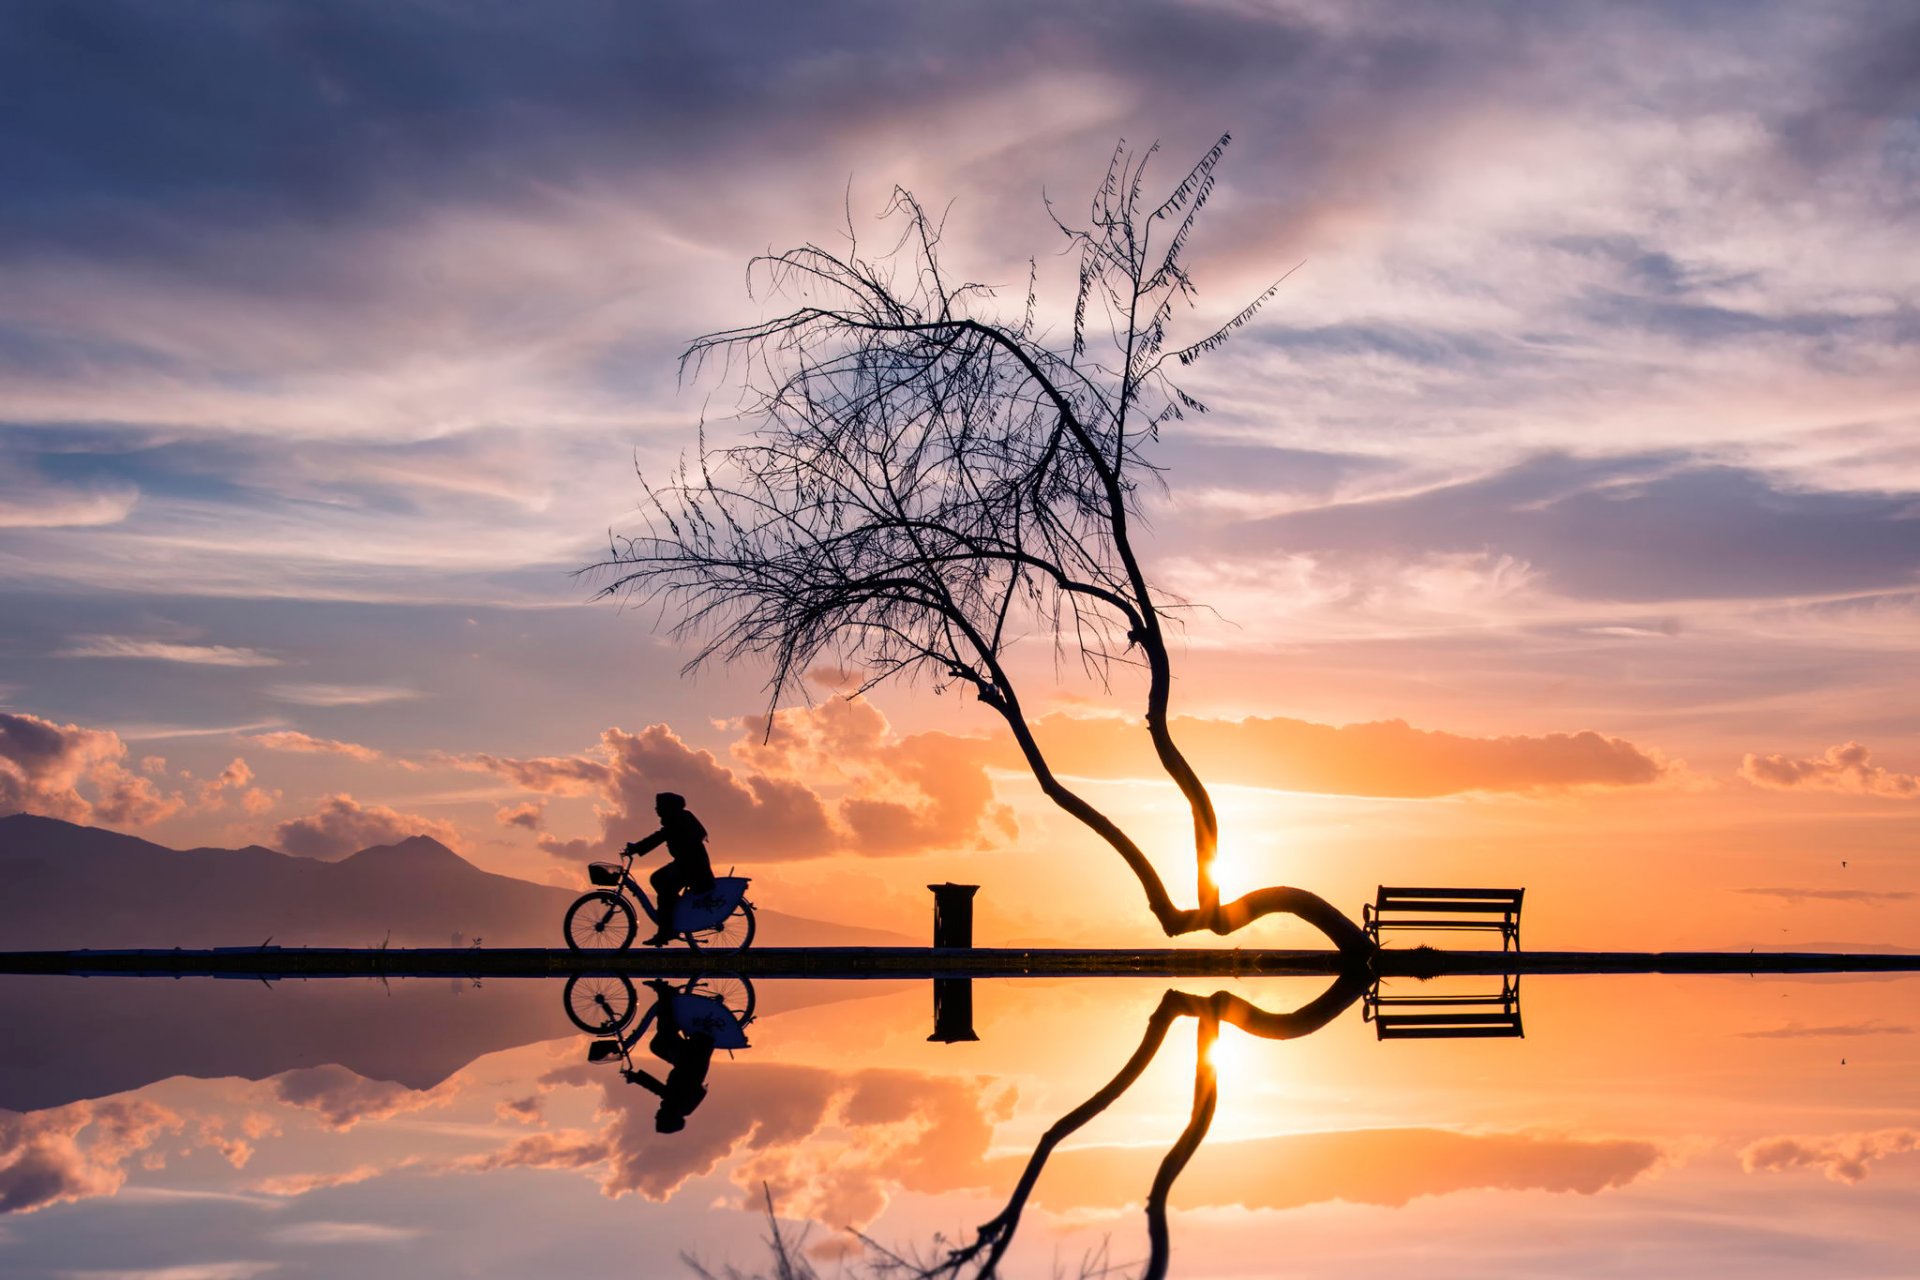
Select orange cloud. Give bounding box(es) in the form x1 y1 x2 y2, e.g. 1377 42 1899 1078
494 800 546 830
0 711 184 826
1741 1129 1920 1183
1740 742 1919 797
271 793 460 859
244 730 387 764
465 724 838 863
1028 713 1672 797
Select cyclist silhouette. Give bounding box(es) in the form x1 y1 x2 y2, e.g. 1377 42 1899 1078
622 979 714 1132
625 791 716 947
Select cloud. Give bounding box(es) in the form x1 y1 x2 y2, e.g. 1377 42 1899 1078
1740 742 1920 797
470 700 1020 863
467 723 837 864
1738 887 1913 905
1028 712 1671 797
0 1098 184 1215
494 800 545 830
243 730 385 763
0 463 138 528
58 637 280 667
271 794 460 860
266 684 421 707
0 710 184 826
736 698 1019 856
267 1221 421 1245
1230 454 1920 606
993 1127 1664 1214
1741 1129 1920 1184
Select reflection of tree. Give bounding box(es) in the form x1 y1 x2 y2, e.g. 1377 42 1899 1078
876 969 1371 1280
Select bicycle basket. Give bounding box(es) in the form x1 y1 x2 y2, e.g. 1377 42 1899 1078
588 862 623 887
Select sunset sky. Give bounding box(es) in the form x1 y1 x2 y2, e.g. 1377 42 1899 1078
3 0 1917 949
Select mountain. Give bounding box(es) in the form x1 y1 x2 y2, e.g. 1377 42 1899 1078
0 814 916 949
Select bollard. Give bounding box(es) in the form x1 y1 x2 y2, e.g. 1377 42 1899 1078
928 977 979 1042
928 883 979 949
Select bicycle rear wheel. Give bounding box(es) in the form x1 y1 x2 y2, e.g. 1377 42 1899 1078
563 974 637 1033
688 973 756 1025
564 890 637 952
686 899 755 952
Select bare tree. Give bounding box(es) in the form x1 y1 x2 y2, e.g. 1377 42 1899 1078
593 136 1367 952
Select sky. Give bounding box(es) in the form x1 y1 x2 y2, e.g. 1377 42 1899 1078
1 0 1917 948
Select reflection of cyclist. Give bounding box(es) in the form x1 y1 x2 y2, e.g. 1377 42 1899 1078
626 792 715 947
623 979 713 1132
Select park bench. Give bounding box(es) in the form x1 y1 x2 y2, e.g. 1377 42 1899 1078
1363 974 1524 1040
1364 885 1524 951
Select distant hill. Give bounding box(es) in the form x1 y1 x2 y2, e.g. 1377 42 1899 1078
0 814 916 949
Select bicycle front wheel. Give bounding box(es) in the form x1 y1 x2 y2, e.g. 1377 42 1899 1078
563 974 637 1033
564 890 637 952
687 899 755 953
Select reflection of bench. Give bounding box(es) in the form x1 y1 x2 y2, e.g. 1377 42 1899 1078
1364 974 1523 1040
1364 886 1524 951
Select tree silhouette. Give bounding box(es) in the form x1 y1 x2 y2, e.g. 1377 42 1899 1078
595 136 1367 951
864 970 1370 1280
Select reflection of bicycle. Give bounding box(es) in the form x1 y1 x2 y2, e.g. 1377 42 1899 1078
562 851 756 951
564 974 756 1048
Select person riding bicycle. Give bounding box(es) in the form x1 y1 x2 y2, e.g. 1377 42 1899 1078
622 978 714 1132
625 791 715 948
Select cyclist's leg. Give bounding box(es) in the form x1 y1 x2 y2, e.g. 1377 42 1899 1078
647 863 687 942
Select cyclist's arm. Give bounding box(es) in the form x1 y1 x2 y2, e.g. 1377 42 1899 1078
626 829 667 856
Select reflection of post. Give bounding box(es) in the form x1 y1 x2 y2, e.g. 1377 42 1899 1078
929 977 979 1042
928 882 978 948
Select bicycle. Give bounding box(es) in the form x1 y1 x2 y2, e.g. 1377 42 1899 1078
564 973 756 1049
562 849 756 952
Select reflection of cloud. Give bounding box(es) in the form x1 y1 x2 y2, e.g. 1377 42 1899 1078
270 1065 448 1131
0 711 183 826
1740 742 1919 797
995 1127 1663 1213
58 636 280 667
271 794 460 860
0 1098 184 1215
1741 1129 1920 1183
489 1063 1008 1235
252 1164 390 1198
267 684 421 707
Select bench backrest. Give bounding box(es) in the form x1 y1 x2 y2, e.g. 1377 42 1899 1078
1375 886 1523 913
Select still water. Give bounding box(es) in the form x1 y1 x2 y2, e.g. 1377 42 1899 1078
0 970 1914 1278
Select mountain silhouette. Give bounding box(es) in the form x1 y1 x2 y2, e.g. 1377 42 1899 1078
0 814 916 949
